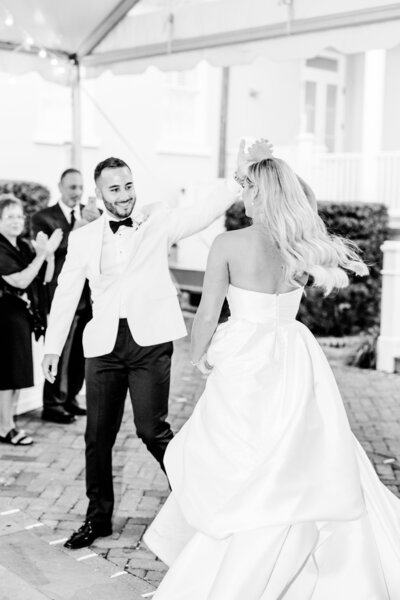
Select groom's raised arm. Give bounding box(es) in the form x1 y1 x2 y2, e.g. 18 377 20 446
167 180 239 245
44 233 87 357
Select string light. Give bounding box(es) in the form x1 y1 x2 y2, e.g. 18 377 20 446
0 3 69 77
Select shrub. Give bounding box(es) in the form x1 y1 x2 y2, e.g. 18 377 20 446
0 179 50 234
225 201 252 231
346 326 379 369
225 201 389 336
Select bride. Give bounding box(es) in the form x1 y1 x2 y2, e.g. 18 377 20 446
144 140 400 599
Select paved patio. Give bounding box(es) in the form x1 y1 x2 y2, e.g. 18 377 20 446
0 324 399 597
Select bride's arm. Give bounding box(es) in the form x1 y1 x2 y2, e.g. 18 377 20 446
191 235 229 366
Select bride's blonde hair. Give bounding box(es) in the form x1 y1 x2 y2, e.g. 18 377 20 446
247 158 368 293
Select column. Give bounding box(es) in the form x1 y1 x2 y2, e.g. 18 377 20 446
361 49 386 202
71 62 82 169
377 240 400 372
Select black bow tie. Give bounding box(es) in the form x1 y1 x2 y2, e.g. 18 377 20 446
109 217 133 234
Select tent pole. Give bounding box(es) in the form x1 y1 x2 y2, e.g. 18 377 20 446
71 59 82 169
218 66 230 178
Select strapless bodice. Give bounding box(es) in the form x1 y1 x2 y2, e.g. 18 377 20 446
227 284 303 323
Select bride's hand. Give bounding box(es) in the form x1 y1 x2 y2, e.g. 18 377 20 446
235 138 248 181
191 354 213 376
234 138 274 186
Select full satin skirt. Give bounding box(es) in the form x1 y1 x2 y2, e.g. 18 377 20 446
145 292 400 599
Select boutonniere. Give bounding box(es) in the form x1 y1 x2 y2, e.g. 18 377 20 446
132 212 149 231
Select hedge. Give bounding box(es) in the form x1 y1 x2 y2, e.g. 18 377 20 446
0 179 50 234
225 201 389 336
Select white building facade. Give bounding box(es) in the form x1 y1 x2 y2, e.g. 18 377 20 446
1 26 400 413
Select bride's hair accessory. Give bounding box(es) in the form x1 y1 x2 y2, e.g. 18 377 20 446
234 138 274 187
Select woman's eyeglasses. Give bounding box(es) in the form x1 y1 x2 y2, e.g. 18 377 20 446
2 215 25 222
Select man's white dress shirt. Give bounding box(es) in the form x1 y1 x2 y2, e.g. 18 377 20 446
58 200 81 225
101 213 136 318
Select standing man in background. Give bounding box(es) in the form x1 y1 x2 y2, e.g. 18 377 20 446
32 168 101 424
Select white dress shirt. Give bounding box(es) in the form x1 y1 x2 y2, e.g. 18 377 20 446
58 200 81 224
101 213 137 317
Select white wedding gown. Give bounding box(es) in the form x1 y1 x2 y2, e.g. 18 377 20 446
144 284 400 599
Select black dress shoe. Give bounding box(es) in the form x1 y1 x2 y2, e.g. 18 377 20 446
64 520 112 550
65 399 87 416
42 407 76 424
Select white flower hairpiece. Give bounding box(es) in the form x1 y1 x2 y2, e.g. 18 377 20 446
234 137 275 187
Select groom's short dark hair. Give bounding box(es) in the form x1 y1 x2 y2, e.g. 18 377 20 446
94 157 130 182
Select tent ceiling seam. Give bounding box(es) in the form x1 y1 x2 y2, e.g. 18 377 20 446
82 4 400 68
77 0 142 58
0 41 69 59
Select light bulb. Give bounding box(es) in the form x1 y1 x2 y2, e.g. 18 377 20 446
38 48 47 59
51 57 58 66
5 14 14 27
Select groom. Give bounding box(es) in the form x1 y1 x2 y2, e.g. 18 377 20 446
42 157 236 549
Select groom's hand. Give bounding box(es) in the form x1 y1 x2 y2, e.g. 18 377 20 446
42 354 60 383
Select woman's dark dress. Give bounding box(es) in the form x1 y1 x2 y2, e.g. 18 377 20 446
0 234 46 390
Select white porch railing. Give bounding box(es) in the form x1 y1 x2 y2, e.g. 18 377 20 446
312 153 363 202
228 140 400 216
377 152 400 213
302 149 400 214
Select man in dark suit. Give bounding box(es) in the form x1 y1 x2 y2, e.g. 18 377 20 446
32 168 101 423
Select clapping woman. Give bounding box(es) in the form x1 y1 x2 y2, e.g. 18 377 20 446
0 195 62 445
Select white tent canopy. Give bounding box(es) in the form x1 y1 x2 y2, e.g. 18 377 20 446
1 0 400 167
1 0 400 83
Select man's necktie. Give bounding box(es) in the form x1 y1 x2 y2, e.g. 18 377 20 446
70 210 76 230
109 217 133 234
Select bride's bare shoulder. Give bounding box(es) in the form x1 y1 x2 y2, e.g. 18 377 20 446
215 228 252 243
210 229 252 259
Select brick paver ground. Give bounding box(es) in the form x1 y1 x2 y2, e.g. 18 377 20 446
0 322 399 591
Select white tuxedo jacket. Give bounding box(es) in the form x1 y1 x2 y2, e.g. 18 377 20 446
44 183 236 358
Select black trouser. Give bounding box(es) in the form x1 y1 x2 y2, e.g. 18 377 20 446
84 319 174 527
43 310 90 409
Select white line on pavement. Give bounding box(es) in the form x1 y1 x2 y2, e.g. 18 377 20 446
0 509 20 516
25 523 44 530
76 553 97 561
49 538 68 545
110 571 128 578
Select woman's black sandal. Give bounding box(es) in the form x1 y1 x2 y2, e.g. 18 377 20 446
0 428 33 446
